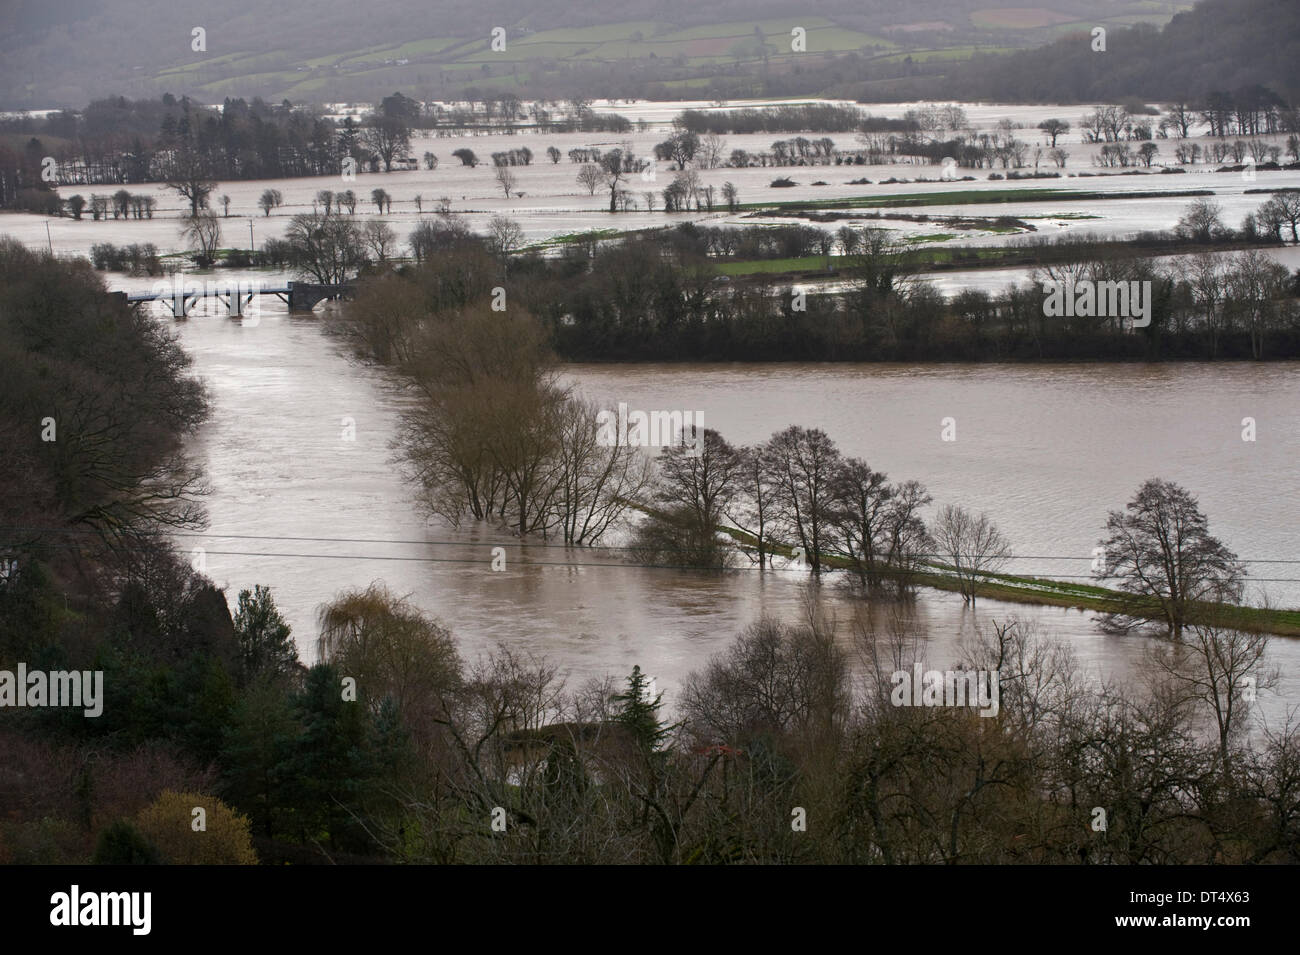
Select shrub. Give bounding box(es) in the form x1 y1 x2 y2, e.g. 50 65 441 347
93 820 162 864
135 791 258 865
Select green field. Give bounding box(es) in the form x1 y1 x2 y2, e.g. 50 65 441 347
744 187 1216 213
127 15 917 99
120 0 1194 103
717 255 840 276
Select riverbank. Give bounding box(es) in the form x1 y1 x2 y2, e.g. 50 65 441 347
714 526 1300 637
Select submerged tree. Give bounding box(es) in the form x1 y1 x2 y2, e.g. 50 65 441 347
179 210 222 266
1097 478 1245 639
931 504 1012 609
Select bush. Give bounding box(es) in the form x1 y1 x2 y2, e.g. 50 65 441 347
260 238 293 270
88 242 162 275
0 817 83 864
93 820 162 864
770 177 796 188
13 188 62 215
135 791 258 865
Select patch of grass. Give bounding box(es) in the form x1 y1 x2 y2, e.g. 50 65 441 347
525 228 625 251
515 22 661 45
743 187 1214 212
717 255 839 275
905 232 959 244
970 7 1079 29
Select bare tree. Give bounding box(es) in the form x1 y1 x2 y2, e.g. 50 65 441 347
362 219 398 264
284 212 366 284
361 116 412 172
765 426 842 573
486 215 524 263
179 211 222 266
1037 118 1070 147
830 462 932 592
553 397 654 545
699 133 727 169
1096 478 1245 639
721 181 738 212
931 504 1011 609
1225 248 1289 360
494 165 518 199
600 150 627 212
258 189 282 217
1163 103 1194 138
1150 619 1278 768
728 442 778 568
164 141 216 216
1176 198 1227 243
1261 191 1300 242
576 165 604 195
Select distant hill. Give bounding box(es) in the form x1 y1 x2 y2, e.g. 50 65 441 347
0 0 1193 108
944 0 1299 103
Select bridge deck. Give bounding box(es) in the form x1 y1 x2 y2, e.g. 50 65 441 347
124 283 292 303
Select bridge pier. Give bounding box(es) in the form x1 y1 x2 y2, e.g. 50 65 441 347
214 281 259 317
168 289 199 318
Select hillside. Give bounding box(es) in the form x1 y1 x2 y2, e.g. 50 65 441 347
944 0 1300 103
0 0 1192 108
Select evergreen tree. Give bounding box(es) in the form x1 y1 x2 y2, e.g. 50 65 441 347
93 820 161 865
233 585 301 687
220 679 299 838
611 666 672 751
282 664 377 851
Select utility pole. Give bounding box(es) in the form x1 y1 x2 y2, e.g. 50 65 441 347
248 219 254 253
45 220 53 254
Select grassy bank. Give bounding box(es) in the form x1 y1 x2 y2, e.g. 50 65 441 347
715 524 1300 637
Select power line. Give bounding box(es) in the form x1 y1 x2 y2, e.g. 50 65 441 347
3 525 1299 564
74 547 1300 583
